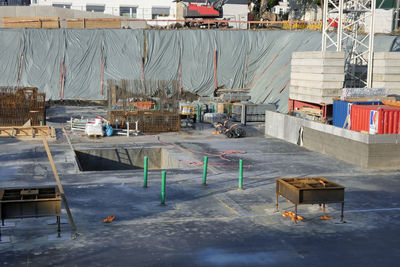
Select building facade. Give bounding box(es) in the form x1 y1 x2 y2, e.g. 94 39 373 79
31 0 249 24
31 0 177 20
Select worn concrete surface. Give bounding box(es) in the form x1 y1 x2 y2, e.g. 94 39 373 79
0 106 400 266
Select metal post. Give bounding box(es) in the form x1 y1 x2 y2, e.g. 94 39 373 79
202 156 208 186
143 156 148 188
396 0 400 31
57 216 61 238
197 104 200 123
341 202 344 222
241 103 246 125
127 122 130 137
161 171 166 205
199 106 202 122
367 0 376 88
238 159 243 190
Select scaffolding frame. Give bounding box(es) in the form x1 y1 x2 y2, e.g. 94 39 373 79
322 0 376 88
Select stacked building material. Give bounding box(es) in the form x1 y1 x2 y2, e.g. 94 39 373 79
231 103 276 122
3 17 60 29
372 52 400 95
0 87 46 126
107 110 180 133
290 51 345 105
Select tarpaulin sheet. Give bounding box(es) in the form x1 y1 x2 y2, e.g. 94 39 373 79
103 29 143 94
0 28 397 112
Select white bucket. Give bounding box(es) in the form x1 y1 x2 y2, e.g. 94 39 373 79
94 118 102 126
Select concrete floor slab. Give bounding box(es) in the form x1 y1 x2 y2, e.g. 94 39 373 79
0 105 399 266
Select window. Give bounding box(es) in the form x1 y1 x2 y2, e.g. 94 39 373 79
120 6 137 18
86 5 105 13
53 4 71 9
152 7 170 19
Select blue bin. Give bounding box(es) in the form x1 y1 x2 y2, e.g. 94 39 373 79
333 100 382 128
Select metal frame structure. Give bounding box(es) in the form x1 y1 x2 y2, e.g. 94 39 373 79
322 0 376 88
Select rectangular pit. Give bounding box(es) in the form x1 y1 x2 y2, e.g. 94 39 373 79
75 147 179 171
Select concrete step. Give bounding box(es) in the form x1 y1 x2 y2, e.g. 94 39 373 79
374 52 400 60
372 81 400 89
372 66 400 74
291 73 344 82
373 74 400 82
291 65 344 74
292 51 345 59
290 86 342 97
289 92 335 104
291 79 344 89
291 58 345 67
373 60 400 67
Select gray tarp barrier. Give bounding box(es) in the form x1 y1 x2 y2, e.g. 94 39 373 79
0 29 397 112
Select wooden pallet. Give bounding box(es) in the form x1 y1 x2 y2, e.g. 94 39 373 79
0 126 56 139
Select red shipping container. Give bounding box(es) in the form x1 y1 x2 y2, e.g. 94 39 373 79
350 105 400 134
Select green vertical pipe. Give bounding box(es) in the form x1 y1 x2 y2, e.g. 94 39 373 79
238 159 243 190
161 171 166 205
211 104 214 113
199 106 202 122
202 156 208 186
227 104 230 117
197 104 200 123
40 121 43 126
143 156 148 188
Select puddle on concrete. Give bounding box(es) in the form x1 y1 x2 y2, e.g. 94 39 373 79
75 147 178 171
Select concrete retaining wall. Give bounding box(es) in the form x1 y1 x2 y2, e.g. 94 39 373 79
265 110 400 168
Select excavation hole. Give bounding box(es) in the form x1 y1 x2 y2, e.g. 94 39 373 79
75 147 175 171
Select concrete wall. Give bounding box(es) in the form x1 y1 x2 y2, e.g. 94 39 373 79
265 110 400 169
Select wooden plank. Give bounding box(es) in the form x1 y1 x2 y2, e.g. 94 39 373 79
0 126 55 138
66 19 84 29
3 17 59 28
42 137 77 233
84 18 121 29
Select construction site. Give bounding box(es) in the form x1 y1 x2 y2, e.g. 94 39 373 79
0 0 400 266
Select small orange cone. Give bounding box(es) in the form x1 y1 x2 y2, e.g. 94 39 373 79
103 215 116 223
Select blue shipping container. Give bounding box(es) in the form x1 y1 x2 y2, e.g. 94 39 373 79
333 100 382 128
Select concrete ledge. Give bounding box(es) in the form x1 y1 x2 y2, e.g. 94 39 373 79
265 110 400 169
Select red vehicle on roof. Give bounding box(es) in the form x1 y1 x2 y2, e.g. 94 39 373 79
177 0 230 28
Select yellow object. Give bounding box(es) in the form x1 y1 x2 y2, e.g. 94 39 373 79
181 106 195 115
282 211 304 221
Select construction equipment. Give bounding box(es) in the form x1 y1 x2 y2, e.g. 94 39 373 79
176 0 230 28
179 105 197 127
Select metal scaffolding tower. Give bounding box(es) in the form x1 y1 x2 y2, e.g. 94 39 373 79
322 0 376 88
